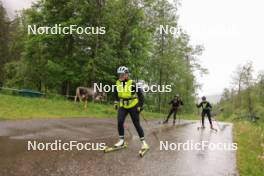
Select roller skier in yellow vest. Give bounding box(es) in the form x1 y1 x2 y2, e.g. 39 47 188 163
109 66 149 156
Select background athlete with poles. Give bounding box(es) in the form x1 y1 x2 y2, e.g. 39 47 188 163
163 95 184 125
104 66 149 157
196 96 216 131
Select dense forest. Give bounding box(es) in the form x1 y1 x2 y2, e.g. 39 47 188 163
0 0 206 113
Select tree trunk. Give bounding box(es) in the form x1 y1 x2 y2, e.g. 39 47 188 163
66 80 71 97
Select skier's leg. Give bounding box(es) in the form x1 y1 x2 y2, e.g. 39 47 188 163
173 110 177 125
201 111 206 128
130 106 144 139
164 109 173 123
130 106 149 150
207 111 213 128
115 107 128 146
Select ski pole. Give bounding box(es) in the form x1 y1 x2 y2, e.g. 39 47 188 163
141 112 160 141
195 95 202 127
178 110 181 124
141 112 151 128
212 117 222 131
212 108 223 130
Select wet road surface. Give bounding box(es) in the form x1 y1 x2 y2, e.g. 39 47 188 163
0 118 238 176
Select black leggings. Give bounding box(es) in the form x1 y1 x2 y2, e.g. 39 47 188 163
117 106 144 140
201 110 212 126
166 108 177 121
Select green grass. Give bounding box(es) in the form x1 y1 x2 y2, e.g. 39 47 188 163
0 94 110 120
0 93 197 120
217 113 264 175
0 93 172 120
233 121 264 176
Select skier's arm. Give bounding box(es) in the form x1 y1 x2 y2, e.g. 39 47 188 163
208 102 212 110
132 81 144 107
196 102 202 108
114 86 120 110
114 86 119 102
137 88 144 107
180 99 184 106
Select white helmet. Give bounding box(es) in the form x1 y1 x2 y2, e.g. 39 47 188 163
117 66 129 74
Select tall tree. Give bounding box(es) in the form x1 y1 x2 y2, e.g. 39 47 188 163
0 1 9 85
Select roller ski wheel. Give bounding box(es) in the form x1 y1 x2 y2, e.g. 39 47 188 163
139 148 149 157
197 126 205 130
162 120 168 125
104 142 128 153
210 128 218 132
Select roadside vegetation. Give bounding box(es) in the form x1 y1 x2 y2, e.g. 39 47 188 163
234 121 264 176
0 93 170 120
0 0 205 114
217 62 264 175
0 93 195 121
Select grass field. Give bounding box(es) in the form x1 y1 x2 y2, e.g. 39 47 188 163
0 93 172 120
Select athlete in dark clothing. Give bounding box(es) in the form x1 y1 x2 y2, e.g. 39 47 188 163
196 96 213 129
163 95 184 125
113 66 149 150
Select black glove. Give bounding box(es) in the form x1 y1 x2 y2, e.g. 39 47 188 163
114 101 119 110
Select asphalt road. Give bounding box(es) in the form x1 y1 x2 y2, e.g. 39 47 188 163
0 118 238 176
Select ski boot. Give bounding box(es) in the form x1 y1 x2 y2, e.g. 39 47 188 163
139 141 149 157
163 119 168 124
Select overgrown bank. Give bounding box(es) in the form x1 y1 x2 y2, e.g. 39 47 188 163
233 121 264 175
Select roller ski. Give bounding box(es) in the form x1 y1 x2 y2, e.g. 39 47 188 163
197 126 205 130
210 127 218 132
104 140 127 153
162 119 168 124
139 141 149 157
158 120 164 124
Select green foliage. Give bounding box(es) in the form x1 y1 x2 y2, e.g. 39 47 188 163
219 62 263 121
219 71 264 175
0 1 10 83
1 0 205 113
234 121 264 176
